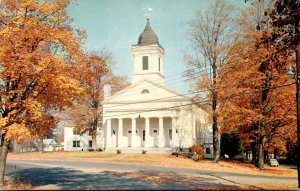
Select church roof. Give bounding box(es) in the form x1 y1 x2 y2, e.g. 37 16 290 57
137 18 163 48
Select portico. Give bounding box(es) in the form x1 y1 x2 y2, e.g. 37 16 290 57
105 116 178 148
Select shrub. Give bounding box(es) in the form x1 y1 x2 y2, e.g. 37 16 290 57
189 144 204 160
142 150 147 154
116 149 121 154
171 152 179 156
88 149 94 152
96 148 103 152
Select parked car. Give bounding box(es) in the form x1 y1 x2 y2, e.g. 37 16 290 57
268 158 279 167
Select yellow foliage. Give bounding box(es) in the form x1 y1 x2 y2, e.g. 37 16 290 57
5 123 32 142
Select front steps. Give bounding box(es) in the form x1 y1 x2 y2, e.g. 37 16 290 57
103 147 175 153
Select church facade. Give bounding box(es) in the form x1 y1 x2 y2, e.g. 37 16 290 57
64 19 213 157
97 18 213 157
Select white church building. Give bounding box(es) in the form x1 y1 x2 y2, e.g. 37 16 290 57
64 18 213 157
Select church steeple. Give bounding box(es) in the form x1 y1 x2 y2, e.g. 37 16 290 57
131 18 165 84
137 18 162 48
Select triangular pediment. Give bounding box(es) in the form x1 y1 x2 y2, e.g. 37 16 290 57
103 79 190 104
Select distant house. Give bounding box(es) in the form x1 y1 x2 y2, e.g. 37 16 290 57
64 127 93 151
43 139 58 152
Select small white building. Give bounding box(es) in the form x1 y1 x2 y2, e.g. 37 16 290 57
64 126 93 151
43 139 58 152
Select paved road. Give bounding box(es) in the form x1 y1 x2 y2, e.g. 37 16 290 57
6 160 297 190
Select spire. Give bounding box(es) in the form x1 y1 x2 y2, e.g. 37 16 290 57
137 18 161 47
145 18 151 31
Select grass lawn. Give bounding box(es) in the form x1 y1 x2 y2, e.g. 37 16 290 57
7 151 297 178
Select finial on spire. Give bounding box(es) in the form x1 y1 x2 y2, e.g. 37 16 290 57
143 7 153 20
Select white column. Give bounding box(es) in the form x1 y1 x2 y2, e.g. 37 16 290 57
158 117 164 147
172 117 177 147
118 118 123 147
145 117 150 147
131 118 137 147
106 119 112 148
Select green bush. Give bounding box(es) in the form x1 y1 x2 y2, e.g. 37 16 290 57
142 150 147 154
96 148 103 152
116 149 121 154
88 149 94 152
189 144 204 160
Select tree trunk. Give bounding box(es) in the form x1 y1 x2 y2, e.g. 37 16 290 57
0 141 9 186
250 140 257 164
257 75 269 169
39 139 43 154
274 148 277 159
92 134 97 150
212 64 220 163
258 138 264 169
13 139 17 154
264 150 269 163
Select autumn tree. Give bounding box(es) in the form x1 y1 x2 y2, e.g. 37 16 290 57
244 0 300 168
68 52 129 150
34 111 58 154
263 0 300 186
104 74 130 96
217 6 296 169
0 0 92 184
68 53 108 150
186 0 239 163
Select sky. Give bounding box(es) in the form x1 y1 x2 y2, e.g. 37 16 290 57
68 0 249 95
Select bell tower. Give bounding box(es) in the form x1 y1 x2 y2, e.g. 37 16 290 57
131 18 165 84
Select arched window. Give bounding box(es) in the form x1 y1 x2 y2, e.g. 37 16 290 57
141 89 150 94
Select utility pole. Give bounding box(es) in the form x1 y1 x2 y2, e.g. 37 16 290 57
296 15 300 188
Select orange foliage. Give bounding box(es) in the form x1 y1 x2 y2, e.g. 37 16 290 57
68 51 129 149
189 144 204 160
217 10 296 155
0 0 91 142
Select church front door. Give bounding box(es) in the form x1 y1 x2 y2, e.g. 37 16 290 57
127 130 132 147
152 128 158 147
